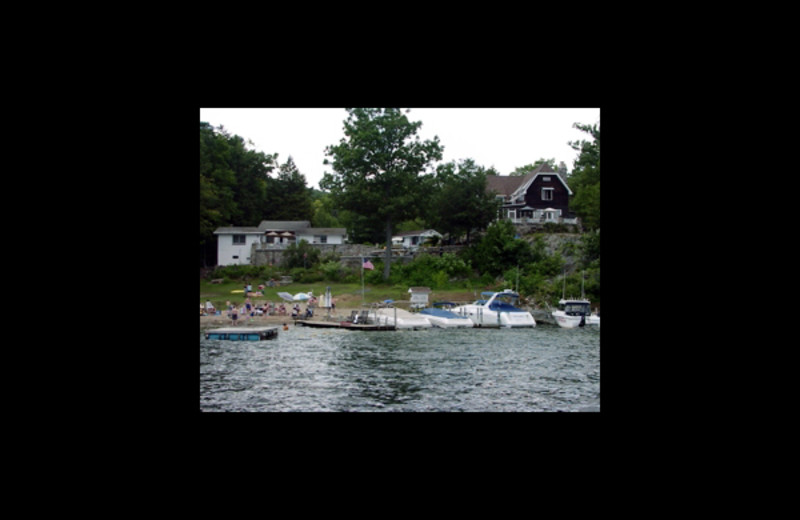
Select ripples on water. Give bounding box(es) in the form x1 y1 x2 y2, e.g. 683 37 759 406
200 325 600 412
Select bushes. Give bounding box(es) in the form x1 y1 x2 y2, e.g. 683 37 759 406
386 253 471 288
207 264 280 282
205 230 599 305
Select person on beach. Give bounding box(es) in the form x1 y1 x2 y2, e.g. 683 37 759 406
245 297 252 317
226 300 232 319
231 304 238 326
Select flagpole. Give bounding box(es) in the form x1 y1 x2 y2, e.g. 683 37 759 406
361 257 365 305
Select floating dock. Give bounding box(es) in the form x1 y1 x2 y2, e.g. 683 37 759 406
295 320 395 331
204 326 279 341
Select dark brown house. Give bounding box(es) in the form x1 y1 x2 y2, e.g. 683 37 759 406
486 163 576 224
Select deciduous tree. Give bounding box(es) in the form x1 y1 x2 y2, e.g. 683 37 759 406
322 108 443 280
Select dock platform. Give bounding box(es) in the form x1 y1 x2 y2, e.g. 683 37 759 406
204 326 279 341
295 320 395 331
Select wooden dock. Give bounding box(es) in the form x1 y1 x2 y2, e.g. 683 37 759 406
204 326 279 341
295 320 395 331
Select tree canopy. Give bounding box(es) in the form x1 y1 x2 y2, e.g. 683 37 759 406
321 108 443 280
567 122 600 230
425 158 500 244
199 122 313 266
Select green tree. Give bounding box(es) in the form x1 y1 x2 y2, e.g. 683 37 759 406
282 239 321 269
322 108 443 280
509 158 557 176
227 134 278 225
200 122 239 266
464 219 533 277
428 158 499 244
266 156 314 221
567 122 600 230
310 191 344 228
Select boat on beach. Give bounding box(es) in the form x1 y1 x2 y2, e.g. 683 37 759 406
451 289 536 328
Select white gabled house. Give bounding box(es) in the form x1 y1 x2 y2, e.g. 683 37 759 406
391 229 443 249
213 226 263 266
214 220 347 266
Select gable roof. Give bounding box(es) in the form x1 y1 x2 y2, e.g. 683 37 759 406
213 226 261 235
257 220 311 232
486 175 525 196
487 163 572 199
486 163 556 197
392 229 442 238
213 221 347 237
514 164 572 198
298 227 347 235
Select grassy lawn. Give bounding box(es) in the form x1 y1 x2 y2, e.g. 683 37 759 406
199 279 477 311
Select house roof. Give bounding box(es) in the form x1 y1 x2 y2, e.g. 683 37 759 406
486 175 524 196
214 220 347 235
213 227 261 235
213 221 347 236
487 163 555 196
257 220 311 232
515 167 572 198
392 229 442 238
299 227 347 235
486 163 573 199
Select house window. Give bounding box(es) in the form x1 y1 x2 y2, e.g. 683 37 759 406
314 235 327 244
543 176 551 182
542 188 554 201
233 235 246 245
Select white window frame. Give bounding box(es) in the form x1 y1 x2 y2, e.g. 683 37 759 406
542 188 554 201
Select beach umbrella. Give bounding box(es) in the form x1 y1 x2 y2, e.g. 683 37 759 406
277 292 294 302
323 286 332 308
293 292 310 301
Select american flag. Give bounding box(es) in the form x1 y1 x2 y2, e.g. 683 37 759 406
362 258 374 270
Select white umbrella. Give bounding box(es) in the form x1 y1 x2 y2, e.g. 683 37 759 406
277 292 294 302
293 292 310 301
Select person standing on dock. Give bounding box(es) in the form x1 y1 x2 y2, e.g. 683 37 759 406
231 304 238 326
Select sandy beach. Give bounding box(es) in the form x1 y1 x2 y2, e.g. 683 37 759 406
200 306 360 329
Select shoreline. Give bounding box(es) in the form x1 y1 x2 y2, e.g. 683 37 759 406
200 307 359 330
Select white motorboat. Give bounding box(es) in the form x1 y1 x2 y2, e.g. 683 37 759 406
419 307 474 328
551 271 600 328
374 307 432 329
552 299 600 328
451 289 536 328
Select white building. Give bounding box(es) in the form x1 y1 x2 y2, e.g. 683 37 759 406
391 229 442 249
214 220 347 266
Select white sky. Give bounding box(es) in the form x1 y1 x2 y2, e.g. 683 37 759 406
200 108 600 189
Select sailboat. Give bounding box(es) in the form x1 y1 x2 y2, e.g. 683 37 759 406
551 271 600 329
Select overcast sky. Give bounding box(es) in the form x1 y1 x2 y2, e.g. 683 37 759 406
199 108 600 189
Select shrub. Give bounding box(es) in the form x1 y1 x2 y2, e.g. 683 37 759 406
282 240 321 269
320 261 344 282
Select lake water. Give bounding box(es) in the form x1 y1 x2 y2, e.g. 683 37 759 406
199 324 600 412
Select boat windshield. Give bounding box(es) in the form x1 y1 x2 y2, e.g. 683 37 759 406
488 292 522 311
562 302 590 315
